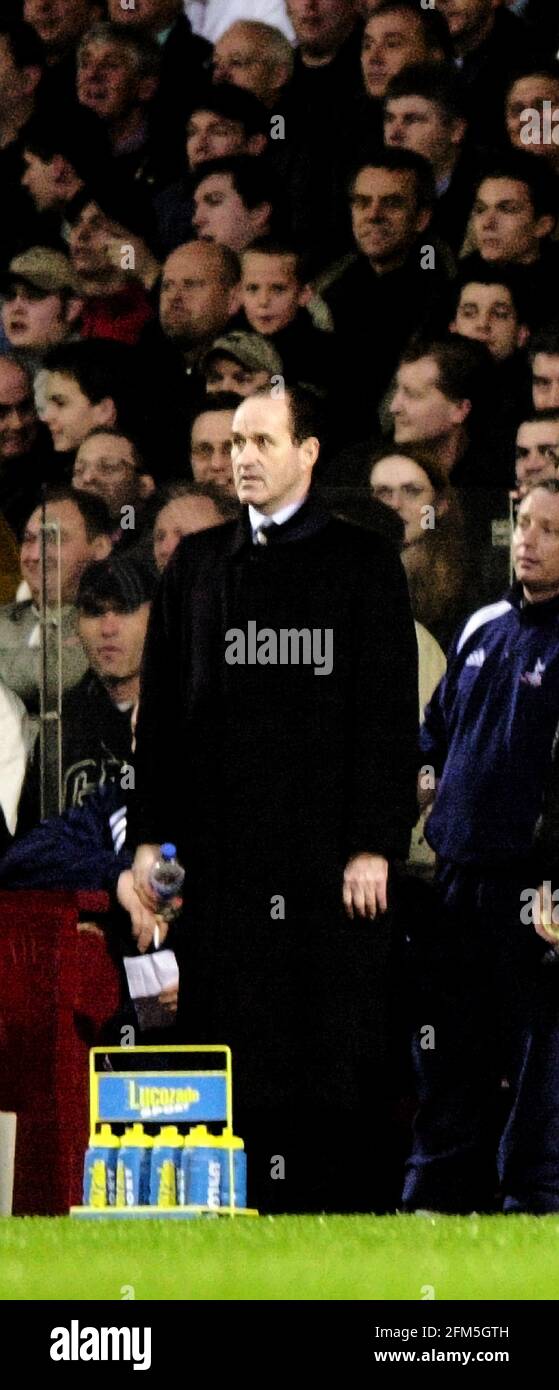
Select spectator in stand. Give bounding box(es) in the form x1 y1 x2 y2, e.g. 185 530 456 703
0 484 112 715
361 1 452 102
0 248 83 370
201 330 283 396
40 340 138 461
72 427 157 563
438 0 544 143
152 480 231 571
65 182 158 345
154 84 270 255
212 20 294 109
0 17 46 267
448 265 533 437
76 22 163 188
189 393 241 495
514 412 559 498
388 337 498 487
20 109 110 240
0 357 57 540
156 240 241 389
192 155 276 252
463 153 559 329
369 445 473 651
325 149 450 443
18 551 157 825
530 325 559 413
505 65 559 177
239 239 334 395
106 0 211 180
24 0 102 117
383 63 476 254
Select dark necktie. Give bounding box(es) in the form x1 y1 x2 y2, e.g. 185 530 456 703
253 522 279 546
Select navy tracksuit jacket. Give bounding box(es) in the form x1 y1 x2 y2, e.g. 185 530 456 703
404 585 559 1213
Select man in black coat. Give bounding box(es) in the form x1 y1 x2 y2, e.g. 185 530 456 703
129 384 419 1213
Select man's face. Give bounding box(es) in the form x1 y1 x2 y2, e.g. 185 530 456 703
153 494 223 571
21 498 106 605
437 0 495 46
187 111 248 170
0 362 37 461
390 357 467 446
512 487 559 600
451 282 525 362
287 0 356 58
350 166 427 269
2 282 73 352
191 410 236 492
205 354 271 396
77 38 142 122
21 151 58 211
384 97 459 174
69 202 121 281
370 454 437 546
107 0 180 31
472 177 550 265
78 601 151 684
241 253 305 335
361 11 432 100
231 394 317 513
160 244 239 343
506 75 559 157
24 0 96 53
42 371 112 453
213 24 278 105
533 353 559 412
73 434 142 518
193 173 267 253
515 420 559 497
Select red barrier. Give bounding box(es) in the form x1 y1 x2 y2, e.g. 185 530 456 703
0 891 122 1215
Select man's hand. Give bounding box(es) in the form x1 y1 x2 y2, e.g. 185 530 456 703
158 985 178 1017
117 868 169 953
534 883 559 945
132 843 161 912
343 853 389 920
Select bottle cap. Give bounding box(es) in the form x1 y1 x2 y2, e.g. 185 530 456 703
160 842 177 860
121 1123 154 1148
90 1124 120 1148
156 1125 184 1146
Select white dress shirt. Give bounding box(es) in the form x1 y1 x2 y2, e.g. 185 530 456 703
249 495 306 540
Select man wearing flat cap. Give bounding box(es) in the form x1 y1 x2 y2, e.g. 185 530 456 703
1 247 83 368
201 329 283 396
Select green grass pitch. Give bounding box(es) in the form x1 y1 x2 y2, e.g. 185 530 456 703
0 1214 558 1300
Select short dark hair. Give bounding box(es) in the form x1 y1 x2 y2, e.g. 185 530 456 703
191 155 276 211
384 61 467 123
241 237 310 284
518 408 559 429
31 483 113 541
78 426 146 474
451 262 531 325
367 1 454 63
44 341 136 415
474 150 559 224
77 554 157 615
251 383 325 444
369 441 449 494
349 147 435 209
191 392 243 430
522 478 559 499
190 83 269 138
156 479 234 520
23 110 109 184
0 19 45 71
529 322 559 363
400 337 489 406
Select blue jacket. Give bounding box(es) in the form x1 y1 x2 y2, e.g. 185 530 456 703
421 586 559 865
0 784 130 892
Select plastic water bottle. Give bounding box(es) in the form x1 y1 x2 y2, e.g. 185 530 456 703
149 842 185 921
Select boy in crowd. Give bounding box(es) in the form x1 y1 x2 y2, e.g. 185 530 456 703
240 238 334 394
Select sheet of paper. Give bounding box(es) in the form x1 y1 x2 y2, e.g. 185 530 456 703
123 950 179 1000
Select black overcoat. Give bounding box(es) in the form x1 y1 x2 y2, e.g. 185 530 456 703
128 499 419 1110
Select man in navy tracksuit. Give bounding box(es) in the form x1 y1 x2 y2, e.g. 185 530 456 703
403 479 559 1213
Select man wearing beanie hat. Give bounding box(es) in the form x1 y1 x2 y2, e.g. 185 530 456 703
17 553 156 828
